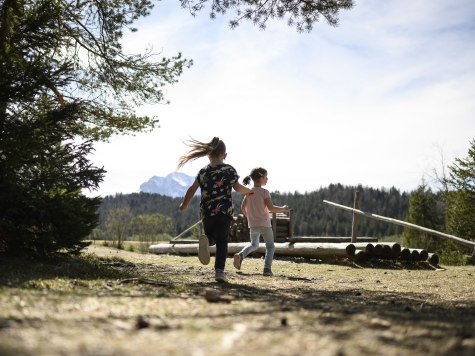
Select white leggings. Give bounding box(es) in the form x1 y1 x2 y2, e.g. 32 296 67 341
239 226 275 269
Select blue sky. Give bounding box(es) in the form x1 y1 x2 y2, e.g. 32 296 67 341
86 0 475 197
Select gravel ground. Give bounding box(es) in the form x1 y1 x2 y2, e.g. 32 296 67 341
0 244 474 356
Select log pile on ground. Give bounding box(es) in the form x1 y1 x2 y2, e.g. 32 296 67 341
150 241 439 266
228 214 249 243
350 242 439 265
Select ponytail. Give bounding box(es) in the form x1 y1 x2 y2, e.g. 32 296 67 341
243 167 267 185
177 137 226 169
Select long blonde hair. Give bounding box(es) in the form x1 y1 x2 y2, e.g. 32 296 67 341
177 137 226 169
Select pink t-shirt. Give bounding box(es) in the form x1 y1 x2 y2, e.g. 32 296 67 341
246 187 271 228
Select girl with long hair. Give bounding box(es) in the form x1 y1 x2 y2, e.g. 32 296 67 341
178 137 253 283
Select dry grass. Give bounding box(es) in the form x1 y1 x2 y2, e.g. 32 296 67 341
0 244 474 356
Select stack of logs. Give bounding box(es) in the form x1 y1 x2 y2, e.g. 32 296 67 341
229 213 291 243
163 211 439 266
154 240 439 266
228 214 249 242
348 242 439 265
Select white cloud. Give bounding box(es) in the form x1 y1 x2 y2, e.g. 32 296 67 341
86 0 475 197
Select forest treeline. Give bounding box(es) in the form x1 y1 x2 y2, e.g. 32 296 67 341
98 184 410 238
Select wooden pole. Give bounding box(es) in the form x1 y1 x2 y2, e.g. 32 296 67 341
272 212 277 239
171 220 202 241
351 191 360 243
323 200 475 248
289 209 294 239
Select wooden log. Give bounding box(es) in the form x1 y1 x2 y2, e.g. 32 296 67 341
353 242 400 256
353 250 368 263
150 242 356 259
427 253 439 266
398 248 429 262
400 248 411 260
410 249 420 261
353 242 402 260
382 245 392 257
365 243 375 254
290 237 378 243
169 239 199 244
345 244 356 256
373 244 384 256
371 244 393 259
353 242 398 247
390 243 402 257
410 248 429 261
278 243 356 258
352 242 375 254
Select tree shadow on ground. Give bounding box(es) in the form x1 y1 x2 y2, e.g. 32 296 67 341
0 255 139 286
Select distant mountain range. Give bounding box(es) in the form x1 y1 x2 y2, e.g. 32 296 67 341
140 172 195 197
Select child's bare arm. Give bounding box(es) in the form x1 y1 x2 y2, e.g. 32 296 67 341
264 197 289 213
179 179 199 211
233 181 254 196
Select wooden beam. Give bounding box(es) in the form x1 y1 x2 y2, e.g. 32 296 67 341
324 200 475 248
171 220 202 241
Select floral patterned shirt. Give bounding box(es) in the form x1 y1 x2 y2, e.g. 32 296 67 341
197 164 239 219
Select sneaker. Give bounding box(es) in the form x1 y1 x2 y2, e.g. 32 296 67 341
198 235 210 265
215 269 228 283
233 253 243 270
263 268 273 277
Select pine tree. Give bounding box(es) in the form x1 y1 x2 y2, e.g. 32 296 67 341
0 1 190 257
445 138 475 249
402 183 443 252
183 0 354 32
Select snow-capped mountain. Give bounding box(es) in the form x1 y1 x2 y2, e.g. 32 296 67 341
139 172 195 197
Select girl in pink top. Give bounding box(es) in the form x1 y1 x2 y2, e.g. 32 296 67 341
233 167 289 276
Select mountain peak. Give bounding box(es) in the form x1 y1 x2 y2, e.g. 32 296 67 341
140 172 196 197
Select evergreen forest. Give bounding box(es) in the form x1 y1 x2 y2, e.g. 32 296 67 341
95 139 475 265
97 184 410 239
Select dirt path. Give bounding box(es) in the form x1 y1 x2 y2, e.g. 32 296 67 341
0 245 474 355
